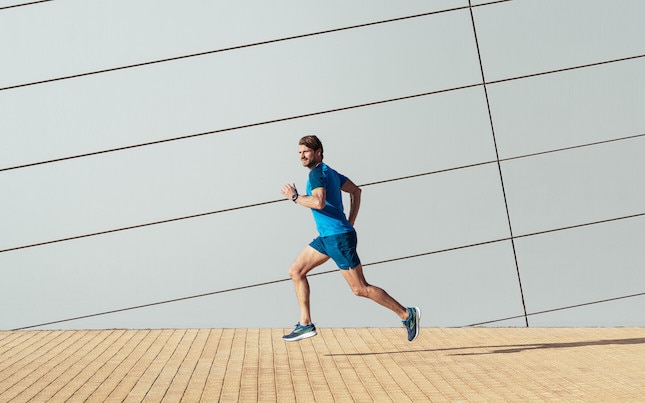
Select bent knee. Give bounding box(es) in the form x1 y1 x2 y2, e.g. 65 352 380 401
350 285 369 298
289 264 308 280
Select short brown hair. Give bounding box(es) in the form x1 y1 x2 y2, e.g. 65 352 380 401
298 135 324 158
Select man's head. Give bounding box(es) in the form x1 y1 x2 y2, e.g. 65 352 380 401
298 135 324 169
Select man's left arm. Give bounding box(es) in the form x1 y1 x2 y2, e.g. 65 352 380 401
341 179 362 226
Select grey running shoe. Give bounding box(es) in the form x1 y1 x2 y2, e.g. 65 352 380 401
283 322 317 342
403 307 421 342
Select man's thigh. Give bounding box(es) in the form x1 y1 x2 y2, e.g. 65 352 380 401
340 263 368 289
292 245 330 274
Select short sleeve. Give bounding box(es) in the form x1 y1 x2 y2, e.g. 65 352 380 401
338 173 348 186
308 166 325 190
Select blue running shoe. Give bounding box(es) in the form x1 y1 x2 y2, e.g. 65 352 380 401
283 322 317 342
403 307 421 342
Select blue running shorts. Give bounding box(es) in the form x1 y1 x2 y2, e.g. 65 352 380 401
309 230 361 270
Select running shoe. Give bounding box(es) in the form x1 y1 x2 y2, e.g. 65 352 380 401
403 307 421 342
283 322 317 342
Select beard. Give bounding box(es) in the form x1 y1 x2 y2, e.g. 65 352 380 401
304 159 321 169
302 158 315 168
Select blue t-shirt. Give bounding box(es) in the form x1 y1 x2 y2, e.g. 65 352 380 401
306 163 354 237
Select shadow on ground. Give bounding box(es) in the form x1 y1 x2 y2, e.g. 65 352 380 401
324 337 645 357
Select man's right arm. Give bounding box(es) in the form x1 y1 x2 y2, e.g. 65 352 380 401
280 183 326 210
296 187 326 210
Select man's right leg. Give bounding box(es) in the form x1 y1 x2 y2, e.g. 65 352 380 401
289 246 329 326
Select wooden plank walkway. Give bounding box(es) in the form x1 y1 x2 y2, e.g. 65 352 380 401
1 327 644 401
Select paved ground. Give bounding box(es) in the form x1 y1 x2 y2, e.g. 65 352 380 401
1 327 644 401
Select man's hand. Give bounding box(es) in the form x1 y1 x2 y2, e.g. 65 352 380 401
280 183 298 201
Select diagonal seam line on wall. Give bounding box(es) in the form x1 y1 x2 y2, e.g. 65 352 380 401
487 54 645 85
463 291 645 327
468 0 529 326
0 0 52 11
0 83 482 173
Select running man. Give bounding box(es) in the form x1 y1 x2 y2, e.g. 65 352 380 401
280 135 420 342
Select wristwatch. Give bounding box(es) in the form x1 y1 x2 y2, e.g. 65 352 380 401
291 192 299 203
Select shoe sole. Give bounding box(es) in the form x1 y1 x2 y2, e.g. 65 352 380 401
283 330 317 342
409 307 421 342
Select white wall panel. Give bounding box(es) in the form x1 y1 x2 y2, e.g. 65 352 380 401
473 0 645 81
287 86 497 185
516 216 645 326
358 164 510 264
488 58 645 158
502 138 645 235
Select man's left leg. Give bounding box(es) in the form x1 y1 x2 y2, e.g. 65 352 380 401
341 264 408 319
341 264 421 342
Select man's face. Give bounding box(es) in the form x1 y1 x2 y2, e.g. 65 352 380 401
298 144 321 169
